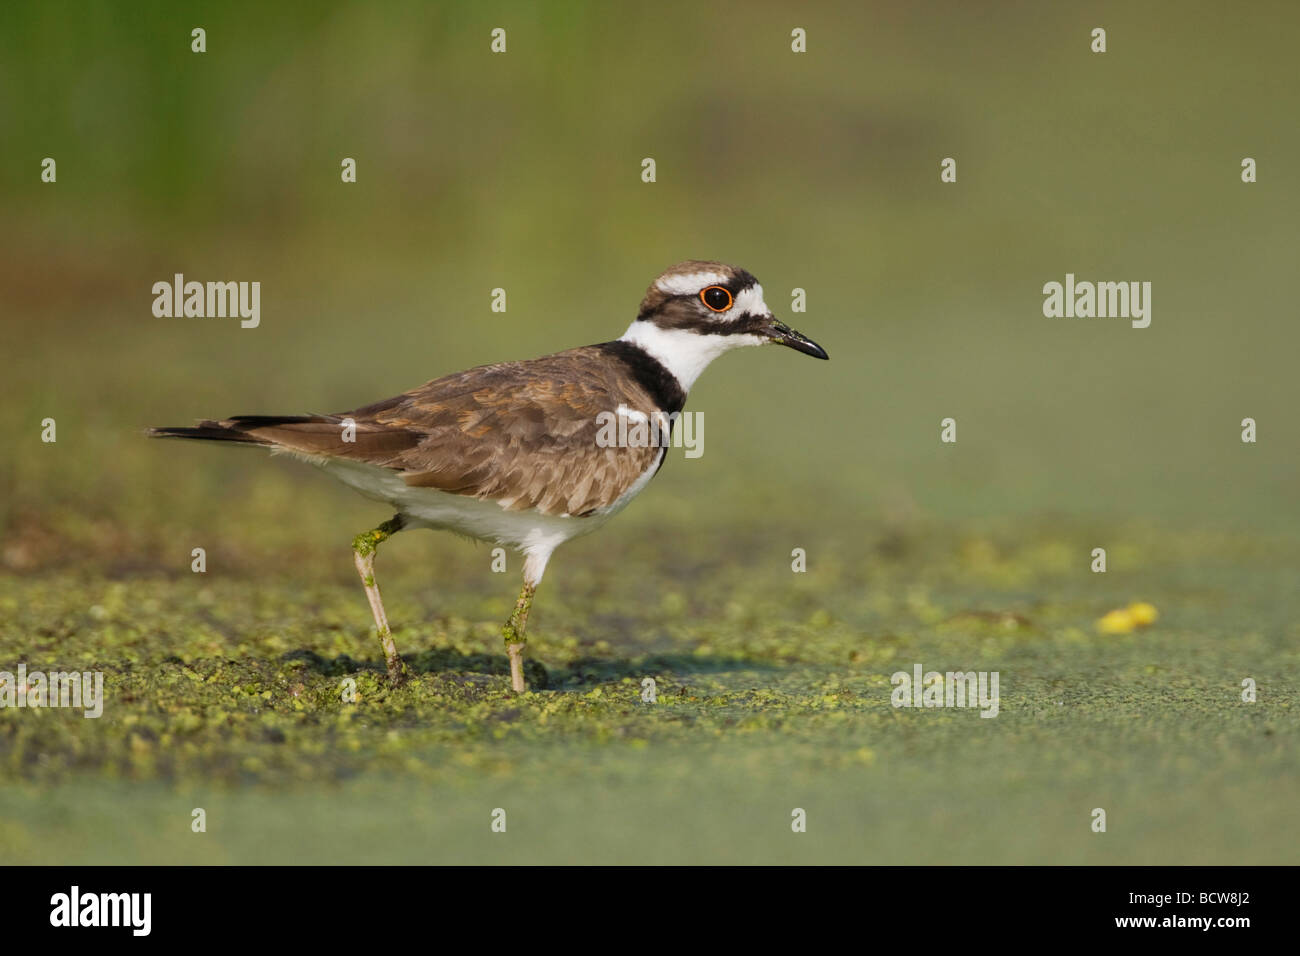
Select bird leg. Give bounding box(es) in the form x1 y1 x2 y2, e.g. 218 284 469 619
351 515 407 686
502 580 536 693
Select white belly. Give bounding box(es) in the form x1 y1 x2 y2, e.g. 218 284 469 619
272 448 656 550
272 444 666 586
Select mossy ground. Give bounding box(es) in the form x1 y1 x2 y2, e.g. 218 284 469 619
2 510 1296 864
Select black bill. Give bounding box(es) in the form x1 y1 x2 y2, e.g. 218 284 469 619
765 319 829 360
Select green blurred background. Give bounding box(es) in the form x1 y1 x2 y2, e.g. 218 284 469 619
1 1 1297 864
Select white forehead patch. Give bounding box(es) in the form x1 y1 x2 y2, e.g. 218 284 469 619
732 283 769 319
654 271 729 296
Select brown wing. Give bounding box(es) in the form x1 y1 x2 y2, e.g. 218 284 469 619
158 346 668 518
365 347 667 516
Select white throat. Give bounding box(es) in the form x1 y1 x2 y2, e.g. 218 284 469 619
618 321 764 392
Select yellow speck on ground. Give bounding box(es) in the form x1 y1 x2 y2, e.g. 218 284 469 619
1097 602 1158 634
1098 609 1136 634
1127 602 1159 626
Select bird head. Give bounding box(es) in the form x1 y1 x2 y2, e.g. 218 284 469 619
621 260 828 390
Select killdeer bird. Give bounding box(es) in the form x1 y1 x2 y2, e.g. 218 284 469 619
151 261 828 692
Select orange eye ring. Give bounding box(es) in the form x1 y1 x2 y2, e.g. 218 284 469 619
700 286 733 312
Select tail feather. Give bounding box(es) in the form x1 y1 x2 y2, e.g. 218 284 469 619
148 416 332 445
147 420 274 444
226 415 336 427
147 414 422 463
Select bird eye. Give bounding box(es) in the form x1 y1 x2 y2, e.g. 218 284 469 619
700 286 733 312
